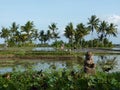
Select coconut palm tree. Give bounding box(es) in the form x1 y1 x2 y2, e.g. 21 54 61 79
64 22 75 48
87 15 100 47
0 27 10 43
14 30 21 45
38 30 45 44
48 23 59 42
106 23 117 39
98 21 108 46
19 33 28 45
10 22 19 35
32 29 39 41
38 30 52 45
75 23 89 48
9 22 20 45
21 21 36 43
46 30 51 43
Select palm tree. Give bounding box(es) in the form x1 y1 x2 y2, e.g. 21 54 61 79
75 23 89 48
39 30 45 44
106 23 117 39
46 30 51 43
0 27 10 43
14 30 21 45
48 23 59 42
38 30 52 45
21 21 36 43
87 15 100 47
98 21 108 46
19 34 28 44
64 22 75 48
32 29 39 40
10 22 19 35
48 23 60 48
9 22 20 45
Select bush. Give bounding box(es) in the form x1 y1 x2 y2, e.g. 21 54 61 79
0 69 120 90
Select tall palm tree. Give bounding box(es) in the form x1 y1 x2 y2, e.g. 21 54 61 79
87 15 100 47
39 30 45 44
14 30 21 45
46 30 51 43
38 30 52 44
75 23 89 48
98 21 108 46
19 34 28 44
64 22 75 48
48 23 59 42
0 27 10 43
106 23 117 39
32 29 39 40
21 21 36 43
10 22 19 35
10 22 19 45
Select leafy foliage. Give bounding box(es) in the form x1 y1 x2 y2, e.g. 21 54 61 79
0 68 120 90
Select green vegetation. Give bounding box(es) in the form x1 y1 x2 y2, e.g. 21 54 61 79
0 15 118 49
0 15 119 89
0 47 119 89
0 51 119 90
0 47 119 61
0 68 120 90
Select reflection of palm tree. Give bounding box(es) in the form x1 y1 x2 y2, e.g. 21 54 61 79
97 56 117 72
87 15 99 47
64 22 75 48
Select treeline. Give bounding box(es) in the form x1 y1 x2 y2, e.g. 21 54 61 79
0 15 118 48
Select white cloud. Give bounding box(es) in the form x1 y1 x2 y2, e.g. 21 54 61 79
107 15 120 24
105 15 120 34
100 15 120 44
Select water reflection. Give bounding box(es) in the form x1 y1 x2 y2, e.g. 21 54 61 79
95 55 120 72
0 54 120 74
0 67 12 74
97 56 117 72
32 47 56 51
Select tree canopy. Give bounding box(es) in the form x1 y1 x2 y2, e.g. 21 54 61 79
0 15 118 48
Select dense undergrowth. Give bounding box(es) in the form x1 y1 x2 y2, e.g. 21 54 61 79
0 68 120 90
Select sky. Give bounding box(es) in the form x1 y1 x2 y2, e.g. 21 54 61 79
0 0 120 44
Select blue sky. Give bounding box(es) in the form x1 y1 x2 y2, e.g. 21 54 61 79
0 0 120 44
